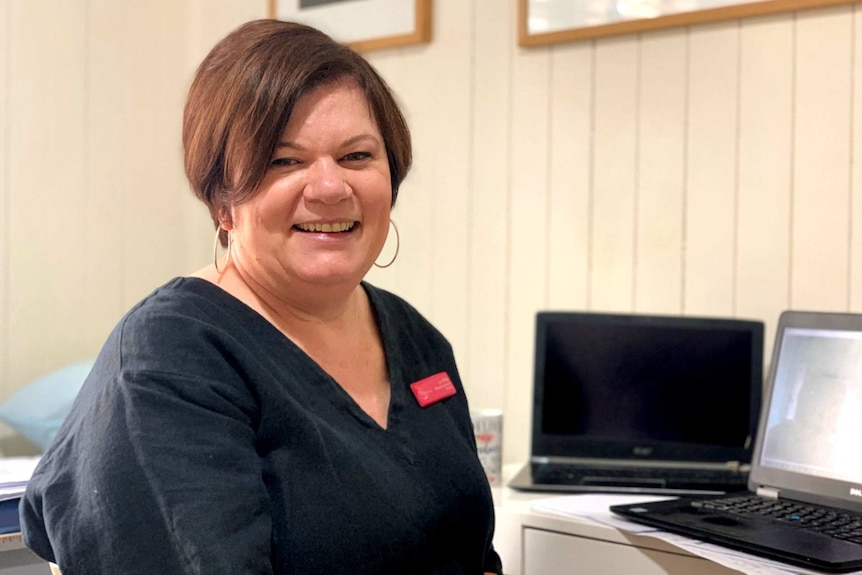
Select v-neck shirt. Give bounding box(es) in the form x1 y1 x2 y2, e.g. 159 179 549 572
21 277 502 575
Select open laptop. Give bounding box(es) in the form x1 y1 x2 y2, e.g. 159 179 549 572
612 310 862 573
508 311 764 495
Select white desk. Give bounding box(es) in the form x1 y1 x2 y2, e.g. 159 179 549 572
492 474 862 575
492 485 746 575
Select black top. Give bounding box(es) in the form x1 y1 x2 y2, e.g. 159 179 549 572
20 278 502 575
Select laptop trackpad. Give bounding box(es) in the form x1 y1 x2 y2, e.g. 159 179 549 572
702 515 742 527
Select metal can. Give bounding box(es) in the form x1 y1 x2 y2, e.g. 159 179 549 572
470 408 503 487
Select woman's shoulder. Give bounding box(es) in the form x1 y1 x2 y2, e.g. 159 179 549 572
110 277 263 367
125 276 233 315
120 277 250 330
83 277 265 411
361 281 416 312
363 282 429 325
362 282 451 347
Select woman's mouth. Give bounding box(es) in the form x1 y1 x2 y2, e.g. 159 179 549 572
293 221 356 233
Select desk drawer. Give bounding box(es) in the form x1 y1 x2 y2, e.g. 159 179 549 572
523 527 741 575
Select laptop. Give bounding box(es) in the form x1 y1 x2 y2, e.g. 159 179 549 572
612 310 862 573
508 311 764 495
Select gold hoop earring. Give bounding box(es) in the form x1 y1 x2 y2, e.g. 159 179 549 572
213 225 232 274
374 219 400 269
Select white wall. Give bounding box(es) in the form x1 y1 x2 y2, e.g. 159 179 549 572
364 1 862 465
2 0 861 465
0 0 265 453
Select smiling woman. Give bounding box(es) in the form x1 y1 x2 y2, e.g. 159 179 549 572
19 19 502 575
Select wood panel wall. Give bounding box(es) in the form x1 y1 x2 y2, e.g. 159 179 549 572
0 0 260 453
365 1 862 465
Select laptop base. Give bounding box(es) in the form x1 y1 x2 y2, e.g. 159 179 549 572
612 497 862 573
508 462 749 496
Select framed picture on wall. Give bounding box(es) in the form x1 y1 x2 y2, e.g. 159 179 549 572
269 0 432 52
519 0 858 46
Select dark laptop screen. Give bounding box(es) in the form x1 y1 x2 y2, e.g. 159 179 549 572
759 327 862 483
533 313 764 461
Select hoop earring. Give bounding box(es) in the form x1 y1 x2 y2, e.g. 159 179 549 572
213 225 232 274
374 219 400 269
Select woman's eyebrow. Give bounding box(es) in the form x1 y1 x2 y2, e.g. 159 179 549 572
275 134 380 151
341 134 380 147
275 140 305 151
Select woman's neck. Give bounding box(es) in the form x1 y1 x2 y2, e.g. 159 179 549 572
193 261 366 334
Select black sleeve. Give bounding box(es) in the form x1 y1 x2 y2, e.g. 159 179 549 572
484 548 504 574
21 320 273 574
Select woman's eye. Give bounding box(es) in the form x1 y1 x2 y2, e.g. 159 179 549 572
342 151 371 162
270 157 298 167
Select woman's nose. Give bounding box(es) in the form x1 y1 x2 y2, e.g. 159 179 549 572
304 157 351 204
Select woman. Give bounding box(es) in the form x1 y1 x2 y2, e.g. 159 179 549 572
20 19 502 575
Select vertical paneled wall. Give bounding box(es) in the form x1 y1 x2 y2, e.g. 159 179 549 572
0 1 9 414
686 23 739 318
0 0 264 453
2 0 190 394
2 0 861 467
7 0 89 390
363 1 862 466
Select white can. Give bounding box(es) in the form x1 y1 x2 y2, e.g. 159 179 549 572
471 408 503 487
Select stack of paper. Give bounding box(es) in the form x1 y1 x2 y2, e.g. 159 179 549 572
0 456 40 501
0 456 40 534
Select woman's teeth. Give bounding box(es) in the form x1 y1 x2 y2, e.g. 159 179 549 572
295 222 355 232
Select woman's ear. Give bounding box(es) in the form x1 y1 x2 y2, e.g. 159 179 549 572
217 205 235 231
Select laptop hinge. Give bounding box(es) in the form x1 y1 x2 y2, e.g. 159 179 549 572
756 486 780 499
530 455 748 470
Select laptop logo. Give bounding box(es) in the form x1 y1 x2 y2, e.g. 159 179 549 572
850 487 862 497
633 446 653 456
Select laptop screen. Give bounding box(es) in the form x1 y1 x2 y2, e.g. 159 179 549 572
759 326 862 484
532 312 764 462
751 311 862 510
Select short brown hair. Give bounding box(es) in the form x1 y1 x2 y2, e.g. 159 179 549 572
183 19 412 244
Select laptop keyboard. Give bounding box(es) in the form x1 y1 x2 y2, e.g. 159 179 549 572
536 464 747 489
693 495 862 543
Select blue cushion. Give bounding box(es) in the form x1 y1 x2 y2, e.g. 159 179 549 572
0 360 94 450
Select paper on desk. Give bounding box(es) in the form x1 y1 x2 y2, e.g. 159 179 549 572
531 493 670 533
641 530 838 575
0 457 40 501
529 494 862 575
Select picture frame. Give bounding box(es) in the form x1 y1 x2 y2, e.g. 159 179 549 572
269 0 432 52
519 0 859 47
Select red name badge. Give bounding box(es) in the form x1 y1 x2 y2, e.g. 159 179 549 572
410 372 457 407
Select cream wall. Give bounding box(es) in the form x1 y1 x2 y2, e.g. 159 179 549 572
0 0 263 453
1 0 861 465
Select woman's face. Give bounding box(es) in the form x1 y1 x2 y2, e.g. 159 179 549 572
227 80 392 292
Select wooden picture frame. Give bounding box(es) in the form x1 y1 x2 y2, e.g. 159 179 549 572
519 0 859 47
269 0 432 52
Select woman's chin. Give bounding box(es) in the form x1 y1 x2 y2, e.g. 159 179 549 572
292 263 371 287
